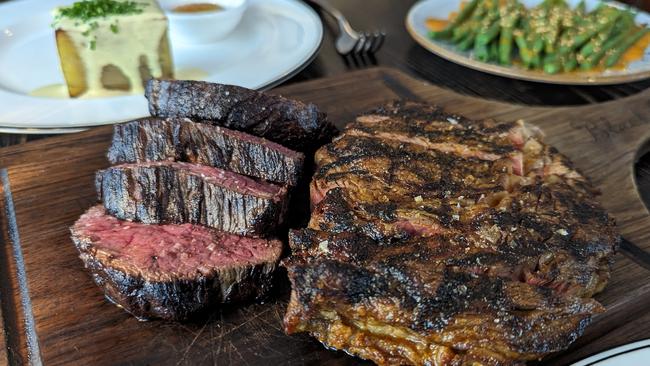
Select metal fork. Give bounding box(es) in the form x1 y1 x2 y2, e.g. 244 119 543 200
306 0 385 56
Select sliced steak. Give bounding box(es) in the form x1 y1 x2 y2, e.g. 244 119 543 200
108 117 304 186
284 101 619 365
96 161 288 236
145 79 337 152
71 205 283 320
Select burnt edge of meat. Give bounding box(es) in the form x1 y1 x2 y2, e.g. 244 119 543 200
145 79 338 152
95 162 288 237
107 117 305 186
72 233 278 321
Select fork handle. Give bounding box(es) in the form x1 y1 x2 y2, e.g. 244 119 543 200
306 0 356 36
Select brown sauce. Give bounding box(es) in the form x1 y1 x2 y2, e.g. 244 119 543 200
615 32 650 70
172 3 222 13
425 18 448 32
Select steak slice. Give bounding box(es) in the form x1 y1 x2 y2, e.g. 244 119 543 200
96 161 288 236
284 101 619 365
107 117 304 186
145 79 337 152
71 205 282 320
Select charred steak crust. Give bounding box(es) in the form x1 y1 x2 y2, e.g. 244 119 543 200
96 161 288 236
145 79 337 152
284 101 619 365
71 206 282 321
107 117 305 186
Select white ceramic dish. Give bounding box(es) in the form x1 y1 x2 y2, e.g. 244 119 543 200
159 0 249 44
0 0 322 131
0 126 86 134
406 0 650 85
571 339 650 366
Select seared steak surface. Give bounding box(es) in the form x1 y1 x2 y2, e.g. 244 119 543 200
71 206 282 320
96 161 288 236
108 118 304 186
145 80 337 152
284 101 619 365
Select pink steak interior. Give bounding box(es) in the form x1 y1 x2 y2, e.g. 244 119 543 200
73 206 282 279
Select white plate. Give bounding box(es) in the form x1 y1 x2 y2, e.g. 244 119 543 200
0 126 87 134
572 339 650 366
406 0 650 85
0 0 322 130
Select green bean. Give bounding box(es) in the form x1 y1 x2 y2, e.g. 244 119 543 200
474 0 500 43
430 0 481 39
530 53 542 69
543 1 567 53
457 30 477 51
476 21 501 46
499 30 514 64
499 26 515 65
604 27 650 68
452 0 482 24
559 7 620 55
563 53 578 72
452 21 476 43
498 1 521 65
543 53 561 74
525 4 549 64
489 40 499 61
514 30 534 67
578 21 616 61
580 24 635 69
475 41 490 62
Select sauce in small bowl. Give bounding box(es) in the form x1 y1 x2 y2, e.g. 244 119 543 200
160 0 248 44
172 3 223 13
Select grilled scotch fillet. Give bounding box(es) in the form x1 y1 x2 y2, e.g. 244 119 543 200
107 118 304 186
284 101 619 365
96 161 288 236
145 79 337 152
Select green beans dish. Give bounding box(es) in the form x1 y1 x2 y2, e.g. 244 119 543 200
427 0 650 74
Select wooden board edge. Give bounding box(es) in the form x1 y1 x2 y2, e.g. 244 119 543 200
0 169 43 366
0 303 8 366
546 277 650 365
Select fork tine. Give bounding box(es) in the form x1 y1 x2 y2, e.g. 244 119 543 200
363 32 374 53
353 34 366 55
370 31 386 53
364 32 379 54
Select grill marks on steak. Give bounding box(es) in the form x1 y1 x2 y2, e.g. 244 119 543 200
108 118 304 186
284 101 619 365
285 234 601 364
71 206 282 320
96 161 288 236
145 79 337 152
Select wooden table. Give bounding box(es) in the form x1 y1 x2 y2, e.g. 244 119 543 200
1 0 650 364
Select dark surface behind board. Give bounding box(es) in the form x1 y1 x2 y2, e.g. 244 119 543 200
1 68 650 365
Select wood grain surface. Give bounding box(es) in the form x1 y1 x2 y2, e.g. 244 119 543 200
1 68 649 365
0 304 7 366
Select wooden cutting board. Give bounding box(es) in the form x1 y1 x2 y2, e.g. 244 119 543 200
1 67 650 366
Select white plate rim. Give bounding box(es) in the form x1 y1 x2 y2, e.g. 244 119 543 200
0 126 87 134
0 0 323 130
405 0 650 85
571 338 650 366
